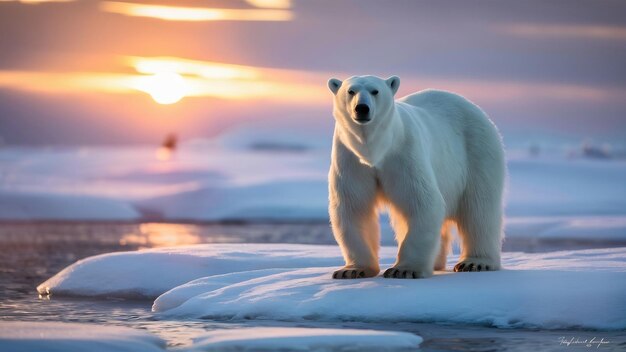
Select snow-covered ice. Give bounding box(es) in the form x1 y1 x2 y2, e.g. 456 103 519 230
0 321 166 352
159 267 626 330
2 130 625 236
37 244 398 299
186 327 423 352
38 244 626 330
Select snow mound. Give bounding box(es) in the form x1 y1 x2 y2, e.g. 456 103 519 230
0 321 165 352
37 244 398 299
187 327 422 352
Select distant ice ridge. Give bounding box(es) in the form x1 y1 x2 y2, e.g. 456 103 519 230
0 192 139 221
1 128 625 228
38 244 626 330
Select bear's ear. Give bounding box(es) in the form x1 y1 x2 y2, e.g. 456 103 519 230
328 78 342 95
386 76 400 96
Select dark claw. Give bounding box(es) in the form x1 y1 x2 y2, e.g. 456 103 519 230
358 271 365 278
412 272 417 279
350 270 357 279
333 271 338 279
341 271 348 279
402 270 408 278
393 269 400 278
485 265 490 271
477 264 482 272
463 263 473 272
455 263 465 272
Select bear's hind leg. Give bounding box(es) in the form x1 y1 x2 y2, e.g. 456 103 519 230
454 189 503 272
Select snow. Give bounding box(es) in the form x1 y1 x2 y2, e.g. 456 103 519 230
160 268 626 330
0 321 166 352
39 244 626 330
187 327 422 352
153 248 626 330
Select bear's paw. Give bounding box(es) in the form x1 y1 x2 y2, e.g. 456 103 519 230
383 267 431 279
453 258 500 272
332 266 379 279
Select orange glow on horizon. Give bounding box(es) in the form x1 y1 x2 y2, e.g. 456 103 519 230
155 146 173 161
100 1 293 22
120 223 201 248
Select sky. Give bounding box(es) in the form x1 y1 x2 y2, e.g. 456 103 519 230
0 0 625 146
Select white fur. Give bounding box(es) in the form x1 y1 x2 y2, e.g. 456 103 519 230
328 75 505 279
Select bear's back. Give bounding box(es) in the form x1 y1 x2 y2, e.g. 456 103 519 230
397 89 497 137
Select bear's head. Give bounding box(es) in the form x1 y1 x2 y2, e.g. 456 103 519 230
327 75 400 126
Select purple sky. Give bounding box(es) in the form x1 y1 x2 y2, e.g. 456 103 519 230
0 0 625 146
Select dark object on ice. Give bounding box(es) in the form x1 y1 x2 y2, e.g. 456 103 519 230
249 142 309 152
528 144 540 157
582 142 610 159
162 133 177 151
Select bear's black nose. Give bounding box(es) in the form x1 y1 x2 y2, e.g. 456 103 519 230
355 104 370 115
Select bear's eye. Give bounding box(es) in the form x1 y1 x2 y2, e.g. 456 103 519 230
371 90 379 96
348 90 355 96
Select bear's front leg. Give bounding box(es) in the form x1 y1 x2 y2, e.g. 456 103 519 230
329 165 380 279
383 188 445 279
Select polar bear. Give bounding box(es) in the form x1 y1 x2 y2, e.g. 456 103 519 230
327 75 505 279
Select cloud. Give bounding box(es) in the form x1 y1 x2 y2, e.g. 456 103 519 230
499 23 626 41
0 0 73 3
0 56 326 105
99 1 293 22
245 0 291 9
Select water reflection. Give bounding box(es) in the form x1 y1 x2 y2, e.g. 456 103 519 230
120 223 201 248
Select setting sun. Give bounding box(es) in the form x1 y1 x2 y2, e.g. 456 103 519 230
141 72 187 104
